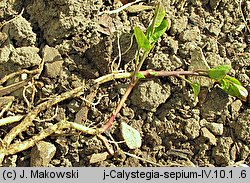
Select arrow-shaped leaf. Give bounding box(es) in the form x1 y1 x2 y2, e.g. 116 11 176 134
149 19 169 44
208 65 231 80
153 2 166 28
134 26 151 52
146 2 166 39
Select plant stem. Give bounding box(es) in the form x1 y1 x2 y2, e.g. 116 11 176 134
98 69 200 133
139 70 199 77
134 51 150 78
99 49 151 133
94 72 132 84
94 70 200 85
98 80 135 133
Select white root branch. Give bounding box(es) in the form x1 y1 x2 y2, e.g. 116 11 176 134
0 120 97 163
0 115 24 127
1 85 85 148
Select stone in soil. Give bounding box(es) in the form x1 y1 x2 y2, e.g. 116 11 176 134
0 46 41 78
205 122 223 136
201 87 229 120
43 46 64 78
89 152 109 164
201 118 224 136
234 109 250 144
184 118 200 140
201 127 217 145
170 16 188 35
147 51 183 71
179 26 201 42
212 137 233 165
30 141 56 167
230 99 242 119
131 79 171 111
45 60 64 78
2 16 36 46
189 47 211 87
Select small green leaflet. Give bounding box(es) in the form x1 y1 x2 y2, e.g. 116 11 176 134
134 27 151 52
191 82 200 98
209 68 249 101
219 77 248 101
134 2 168 52
135 72 146 79
146 2 166 39
149 19 169 44
208 65 231 80
153 2 166 27
224 75 241 85
179 77 200 99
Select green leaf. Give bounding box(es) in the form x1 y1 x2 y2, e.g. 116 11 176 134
224 75 241 85
208 65 231 80
225 83 248 101
219 78 248 101
146 2 166 39
153 2 166 28
146 25 153 40
134 26 151 51
135 72 146 79
191 82 200 98
234 84 248 100
149 19 169 44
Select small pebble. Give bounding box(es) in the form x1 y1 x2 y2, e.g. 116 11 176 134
205 122 224 136
201 127 217 145
30 141 56 167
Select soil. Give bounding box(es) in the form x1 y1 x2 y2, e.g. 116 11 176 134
0 0 249 167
